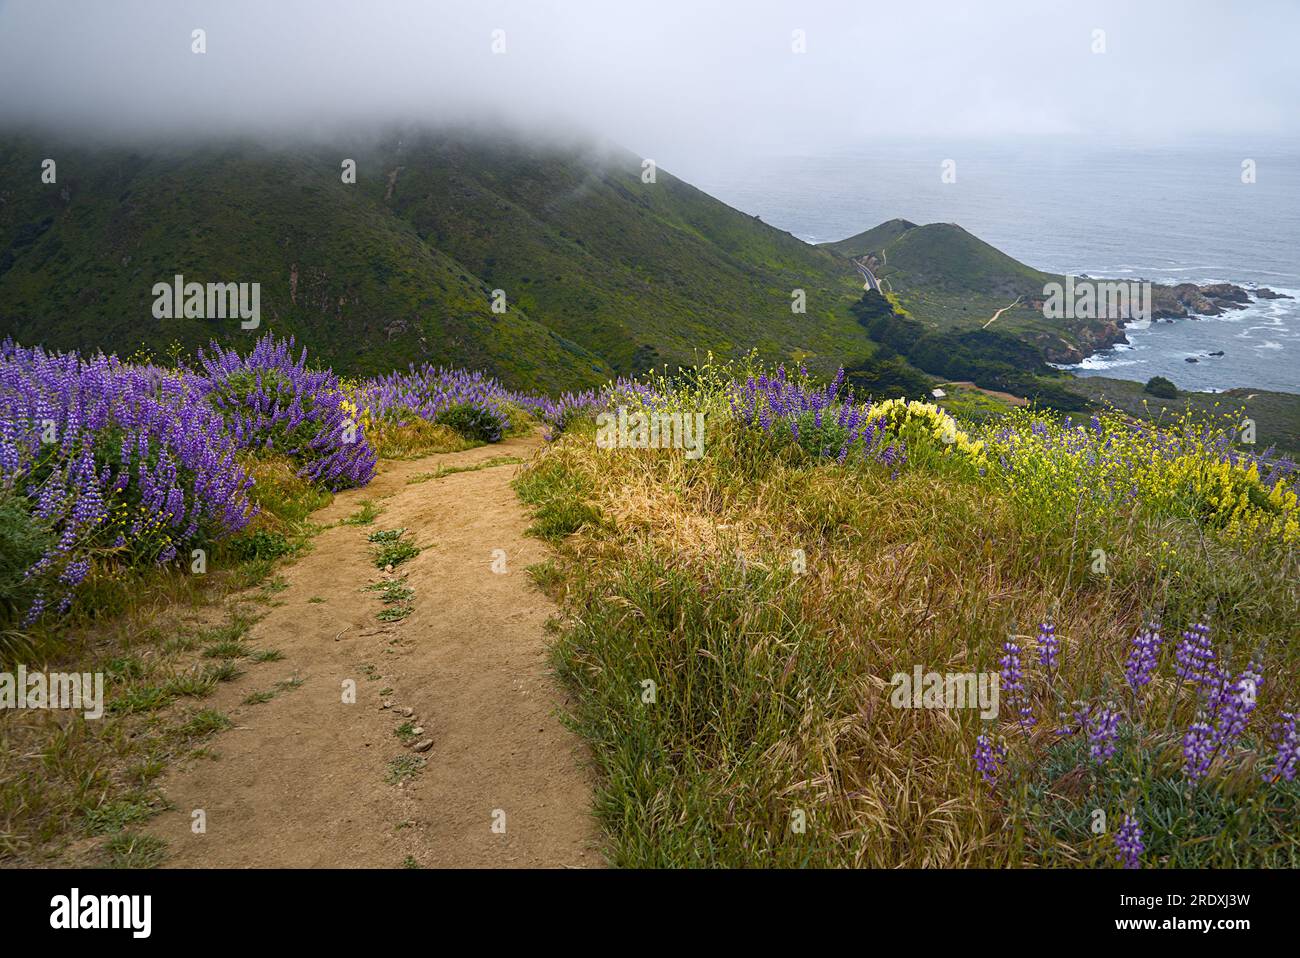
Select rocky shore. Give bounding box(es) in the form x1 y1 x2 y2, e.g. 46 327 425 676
1150 282 1291 320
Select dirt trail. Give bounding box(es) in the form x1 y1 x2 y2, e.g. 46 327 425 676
146 435 604 868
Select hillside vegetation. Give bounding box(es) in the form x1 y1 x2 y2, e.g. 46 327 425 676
822 220 1139 366
0 130 872 392
516 360 1300 867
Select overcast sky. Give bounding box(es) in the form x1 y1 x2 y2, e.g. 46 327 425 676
1 0 1295 168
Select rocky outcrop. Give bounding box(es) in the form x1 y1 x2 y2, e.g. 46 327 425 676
1150 282 1253 319
1038 318 1128 364
1255 287 1294 300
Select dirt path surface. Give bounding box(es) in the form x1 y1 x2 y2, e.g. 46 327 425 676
146 435 604 868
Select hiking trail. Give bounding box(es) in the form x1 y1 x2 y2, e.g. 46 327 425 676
146 434 603 868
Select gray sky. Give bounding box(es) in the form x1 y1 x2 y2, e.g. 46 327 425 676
1 0 1295 167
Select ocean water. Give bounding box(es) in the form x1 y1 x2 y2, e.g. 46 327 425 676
682 140 1300 394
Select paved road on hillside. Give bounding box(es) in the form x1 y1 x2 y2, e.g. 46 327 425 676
852 256 882 292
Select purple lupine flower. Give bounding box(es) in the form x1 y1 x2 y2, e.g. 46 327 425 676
1037 619 1059 672
199 335 376 489
974 732 1007 787
1086 703 1121 763
1263 711 1299 783
1214 659 1263 747
1174 620 1218 691
727 365 905 473
2 338 256 619
999 637 1034 728
1124 620 1163 694
1183 716 1218 781
1115 813 1144 869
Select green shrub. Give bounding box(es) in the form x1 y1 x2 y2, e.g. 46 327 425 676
1144 375 1179 399
434 403 505 443
226 529 293 562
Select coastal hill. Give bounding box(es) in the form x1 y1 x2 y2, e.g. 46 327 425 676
0 130 871 391
821 219 1284 365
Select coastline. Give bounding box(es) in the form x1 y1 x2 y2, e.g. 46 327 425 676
1055 280 1299 396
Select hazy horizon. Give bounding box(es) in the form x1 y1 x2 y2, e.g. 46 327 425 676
2 0 1297 173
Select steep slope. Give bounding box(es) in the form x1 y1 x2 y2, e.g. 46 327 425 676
0 130 873 389
350 133 871 373
0 137 609 392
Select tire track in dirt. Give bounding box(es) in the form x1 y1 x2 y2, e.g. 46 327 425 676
146 434 603 868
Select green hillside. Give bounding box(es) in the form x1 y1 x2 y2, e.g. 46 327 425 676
821 220 1125 365
0 130 873 390
879 222 1055 297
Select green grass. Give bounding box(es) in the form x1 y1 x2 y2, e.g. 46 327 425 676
103 832 168 869
83 794 164 835
366 581 414 604
178 710 233 738
385 756 426 785
406 454 523 485
342 499 383 526
516 400 1299 868
368 529 421 568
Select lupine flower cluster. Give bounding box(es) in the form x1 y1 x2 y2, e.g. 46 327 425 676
1115 813 1145 869
1263 712 1299 783
1085 703 1121 763
1177 651 1265 780
352 363 518 445
975 615 1293 791
525 378 654 441
1124 620 1163 695
197 335 376 490
999 636 1034 728
1 339 254 622
1037 619 1059 672
1182 716 1218 781
730 365 905 468
1174 620 1218 691
974 732 1007 787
